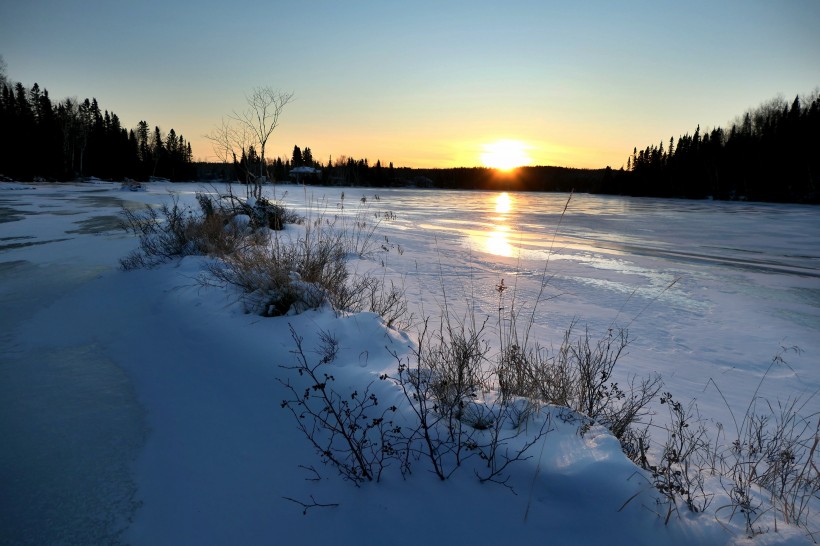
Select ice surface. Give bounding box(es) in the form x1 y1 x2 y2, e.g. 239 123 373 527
1 181 817 545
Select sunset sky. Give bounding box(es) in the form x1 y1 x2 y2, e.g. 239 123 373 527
2 0 818 169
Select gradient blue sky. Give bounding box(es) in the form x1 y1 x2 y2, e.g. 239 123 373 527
2 0 818 168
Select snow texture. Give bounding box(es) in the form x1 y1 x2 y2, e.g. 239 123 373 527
0 181 817 545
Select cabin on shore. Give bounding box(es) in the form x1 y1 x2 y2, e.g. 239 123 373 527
288 166 321 184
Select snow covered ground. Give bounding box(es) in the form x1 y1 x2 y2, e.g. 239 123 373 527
1 180 817 545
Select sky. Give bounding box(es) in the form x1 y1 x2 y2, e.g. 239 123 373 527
1 0 819 169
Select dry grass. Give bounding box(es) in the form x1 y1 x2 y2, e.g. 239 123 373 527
121 190 411 324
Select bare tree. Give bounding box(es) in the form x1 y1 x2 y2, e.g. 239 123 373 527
230 87 294 199
205 118 234 169
205 117 254 197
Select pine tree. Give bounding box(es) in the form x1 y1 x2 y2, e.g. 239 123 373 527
151 126 164 176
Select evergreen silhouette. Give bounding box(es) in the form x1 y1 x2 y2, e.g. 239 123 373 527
0 79 195 181
4 73 817 204
613 92 820 202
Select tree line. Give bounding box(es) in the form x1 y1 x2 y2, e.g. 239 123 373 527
4 61 815 204
197 148 605 192
0 78 195 182
603 92 820 202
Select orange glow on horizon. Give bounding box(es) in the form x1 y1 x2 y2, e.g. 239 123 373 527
191 133 605 170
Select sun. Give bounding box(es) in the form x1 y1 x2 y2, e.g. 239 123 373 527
480 140 532 171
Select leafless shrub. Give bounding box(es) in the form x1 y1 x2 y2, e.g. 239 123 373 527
392 353 474 481
423 317 490 426
119 198 192 269
754 402 819 533
332 272 412 330
250 196 302 230
208 224 348 316
387 314 553 490
637 348 819 540
119 191 294 271
361 277 411 330
120 197 236 269
336 193 390 258
386 316 490 481
469 396 554 490
279 326 404 484
707 357 820 538
493 311 661 450
199 198 411 323
571 326 632 421
650 393 713 523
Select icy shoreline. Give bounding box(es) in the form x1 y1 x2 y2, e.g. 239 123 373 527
1 181 817 545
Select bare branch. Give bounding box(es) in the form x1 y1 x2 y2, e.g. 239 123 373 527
282 495 339 515
204 118 234 167
229 87 294 197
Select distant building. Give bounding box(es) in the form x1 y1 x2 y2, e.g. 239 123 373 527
288 166 321 184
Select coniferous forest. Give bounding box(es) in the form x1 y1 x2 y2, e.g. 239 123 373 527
210 92 818 203
1 69 817 204
0 80 195 182
605 92 820 203
196 151 603 194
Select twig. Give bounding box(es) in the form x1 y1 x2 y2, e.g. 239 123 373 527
298 465 322 482
282 495 339 515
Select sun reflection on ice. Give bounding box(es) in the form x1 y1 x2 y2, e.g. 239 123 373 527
495 192 512 214
482 192 515 257
486 225 514 257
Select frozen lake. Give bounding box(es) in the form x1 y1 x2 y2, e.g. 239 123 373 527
1 181 818 544
278 186 820 406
